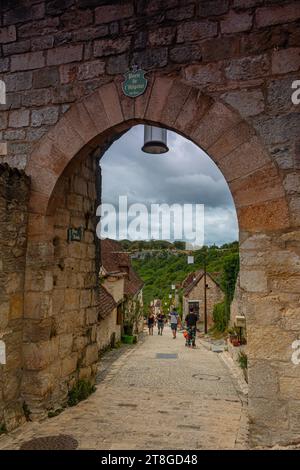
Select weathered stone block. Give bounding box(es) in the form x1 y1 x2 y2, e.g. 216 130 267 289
23 338 59 370
83 343 98 366
95 3 133 24
24 292 52 320
240 269 268 293
184 62 223 86
106 52 129 75
166 5 194 21
9 293 23 320
177 21 218 43
33 67 59 88
61 353 78 376
0 25 16 43
8 109 30 128
198 0 229 16
225 54 270 80
94 37 131 57
221 9 253 33
11 51 45 72
47 45 83 66
256 4 300 28
148 27 176 46
64 288 80 310
77 60 105 80
247 324 296 361
31 107 59 127
271 47 300 74
221 89 264 117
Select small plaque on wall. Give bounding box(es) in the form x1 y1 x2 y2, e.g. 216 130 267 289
0 340 6 365
67 227 84 242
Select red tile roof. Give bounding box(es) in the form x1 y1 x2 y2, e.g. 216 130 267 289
99 285 117 319
101 239 144 296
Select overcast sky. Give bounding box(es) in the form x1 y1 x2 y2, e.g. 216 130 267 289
100 125 238 246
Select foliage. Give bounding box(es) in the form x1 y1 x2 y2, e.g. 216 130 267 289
68 380 96 407
48 408 64 418
213 302 227 332
123 296 143 335
238 351 248 370
132 242 239 317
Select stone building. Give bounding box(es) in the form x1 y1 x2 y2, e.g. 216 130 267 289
100 238 144 337
0 0 299 447
182 271 224 328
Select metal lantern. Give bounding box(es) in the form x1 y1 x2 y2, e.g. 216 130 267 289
142 125 169 154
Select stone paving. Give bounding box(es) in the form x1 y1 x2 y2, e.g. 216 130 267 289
0 327 248 450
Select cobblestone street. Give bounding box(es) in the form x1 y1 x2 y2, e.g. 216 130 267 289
0 327 248 450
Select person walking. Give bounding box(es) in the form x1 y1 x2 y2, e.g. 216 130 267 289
148 312 155 336
185 308 198 348
157 311 166 335
169 307 180 339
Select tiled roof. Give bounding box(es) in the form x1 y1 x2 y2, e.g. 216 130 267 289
101 238 144 296
99 285 117 319
183 270 221 296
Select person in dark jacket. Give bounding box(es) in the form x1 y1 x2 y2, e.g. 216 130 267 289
148 312 155 335
157 311 166 335
185 309 198 347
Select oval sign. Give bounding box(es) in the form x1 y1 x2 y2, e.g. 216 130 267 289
122 69 148 98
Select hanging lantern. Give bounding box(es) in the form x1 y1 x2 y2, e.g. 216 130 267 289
142 125 169 154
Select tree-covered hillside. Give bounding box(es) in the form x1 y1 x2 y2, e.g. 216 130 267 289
131 242 239 314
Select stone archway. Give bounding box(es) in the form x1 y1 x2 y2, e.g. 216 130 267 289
24 74 299 447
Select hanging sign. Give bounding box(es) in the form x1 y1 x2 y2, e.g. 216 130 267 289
122 66 147 98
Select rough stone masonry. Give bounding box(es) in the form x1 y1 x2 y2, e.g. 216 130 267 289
0 0 299 448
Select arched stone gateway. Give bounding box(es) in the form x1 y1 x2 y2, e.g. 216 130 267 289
0 0 299 449
23 75 299 448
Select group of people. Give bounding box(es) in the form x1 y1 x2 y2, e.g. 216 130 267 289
147 307 199 348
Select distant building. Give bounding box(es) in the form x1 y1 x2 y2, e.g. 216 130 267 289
182 270 224 328
98 239 144 349
150 299 161 316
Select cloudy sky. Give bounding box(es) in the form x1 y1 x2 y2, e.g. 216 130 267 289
100 125 238 246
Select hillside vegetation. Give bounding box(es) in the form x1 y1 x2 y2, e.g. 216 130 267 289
127 241 239 316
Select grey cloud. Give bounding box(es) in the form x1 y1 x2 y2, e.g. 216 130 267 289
100 125 238 245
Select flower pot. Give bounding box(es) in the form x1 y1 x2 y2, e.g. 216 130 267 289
122 335 134 344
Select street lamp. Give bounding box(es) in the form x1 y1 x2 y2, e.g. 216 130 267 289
142 125 169 154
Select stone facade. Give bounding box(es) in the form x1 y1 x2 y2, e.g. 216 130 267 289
0 164 30 431
0 0 299 447
183 272 224 328
22 153 100 419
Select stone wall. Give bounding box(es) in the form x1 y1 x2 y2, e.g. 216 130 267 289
0 164 30 431
0 0 299 447
0 0 298 177
96 308 121 351
22 153 101 418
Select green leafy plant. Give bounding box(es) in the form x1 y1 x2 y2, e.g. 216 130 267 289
123 296 143 336
238 351 248 370
48 408 64 418
213 301 227 332
67 380 96 407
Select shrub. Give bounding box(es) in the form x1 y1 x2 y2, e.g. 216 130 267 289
213 301 227 332
68 380 96 407
238 351 248 370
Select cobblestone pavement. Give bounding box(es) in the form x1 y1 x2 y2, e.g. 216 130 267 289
0 327 248 450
